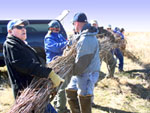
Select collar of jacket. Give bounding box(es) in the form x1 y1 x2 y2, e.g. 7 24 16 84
7 35 26 45
81 23 98 34
7 35 36 52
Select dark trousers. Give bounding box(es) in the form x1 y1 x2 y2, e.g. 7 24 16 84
114 48 124 71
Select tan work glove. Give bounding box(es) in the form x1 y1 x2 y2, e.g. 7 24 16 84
49 70 64 88
0 66 7 72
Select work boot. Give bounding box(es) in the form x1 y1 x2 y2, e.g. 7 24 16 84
119 69 124 73
92 102 97 107
65 89 80 113
79 95 92 113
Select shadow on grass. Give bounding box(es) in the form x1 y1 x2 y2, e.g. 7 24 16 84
0 72 10 87
116 69 150 100
123 68 150 82
126 83 150 100
93 104 135 113
125 69 150 73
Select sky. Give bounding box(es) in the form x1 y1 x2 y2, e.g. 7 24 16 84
0 0 150 32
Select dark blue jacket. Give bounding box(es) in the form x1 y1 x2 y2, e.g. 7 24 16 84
44 32 67 63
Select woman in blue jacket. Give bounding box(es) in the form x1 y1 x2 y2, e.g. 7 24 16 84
44 20 67 63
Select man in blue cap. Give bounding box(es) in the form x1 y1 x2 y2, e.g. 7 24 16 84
3 19 64 113
66 13 100 113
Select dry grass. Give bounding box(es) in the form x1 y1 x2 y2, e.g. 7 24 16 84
125 32 150 63
0 87 14 113
93 76 150 113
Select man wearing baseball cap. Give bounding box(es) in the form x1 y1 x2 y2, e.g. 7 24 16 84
66 13 100 113
3 19 64 113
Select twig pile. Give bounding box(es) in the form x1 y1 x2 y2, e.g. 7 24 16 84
8 43 77 113
98 36 117 62
8 77 53 113
48 43 77 78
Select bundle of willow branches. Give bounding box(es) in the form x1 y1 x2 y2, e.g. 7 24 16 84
98 34 119 63
47 43 77 78
8 77 53 113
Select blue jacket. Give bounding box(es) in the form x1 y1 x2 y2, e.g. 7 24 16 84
73 24 101 75
44 32 67 63
113 29 124 39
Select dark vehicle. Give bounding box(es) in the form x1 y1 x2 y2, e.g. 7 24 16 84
0 20 67 66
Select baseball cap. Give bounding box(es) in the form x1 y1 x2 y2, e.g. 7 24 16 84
90 20 98 26
73 12 88 23
48 20 60 29
107 24 112 29
7 19 29 31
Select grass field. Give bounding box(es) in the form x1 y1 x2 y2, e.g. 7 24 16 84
0 32 150 113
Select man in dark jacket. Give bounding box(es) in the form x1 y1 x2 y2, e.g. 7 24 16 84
3 19 64 113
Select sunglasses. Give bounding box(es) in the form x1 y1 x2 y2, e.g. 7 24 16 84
49 28 60 31
13 26 26 30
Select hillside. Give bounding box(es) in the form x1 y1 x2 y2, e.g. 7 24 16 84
0 32 150 113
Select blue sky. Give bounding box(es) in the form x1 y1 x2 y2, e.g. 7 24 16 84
0 0 150 32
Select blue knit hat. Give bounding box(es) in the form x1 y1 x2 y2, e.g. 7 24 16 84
73 13 88 23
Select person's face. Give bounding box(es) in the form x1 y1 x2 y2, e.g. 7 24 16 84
92 23 98 28
107 28 111 31
9 24 27 41
122 31 125 34
49 28 60 33
73 21 80 33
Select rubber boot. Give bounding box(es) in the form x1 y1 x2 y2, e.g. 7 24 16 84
65 89 80 113
78 95 92 113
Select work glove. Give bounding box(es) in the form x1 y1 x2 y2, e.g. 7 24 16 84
49 70 64 88
0 66 7 72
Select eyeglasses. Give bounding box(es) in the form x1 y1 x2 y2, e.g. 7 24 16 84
13 26 26 30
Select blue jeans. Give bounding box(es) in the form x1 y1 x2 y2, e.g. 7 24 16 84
114 48 124 71
45 104 57 113
67 72 99 96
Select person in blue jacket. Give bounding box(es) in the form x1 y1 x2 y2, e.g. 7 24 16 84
44 20 68 63
44 20 70 113
113 27 124 72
